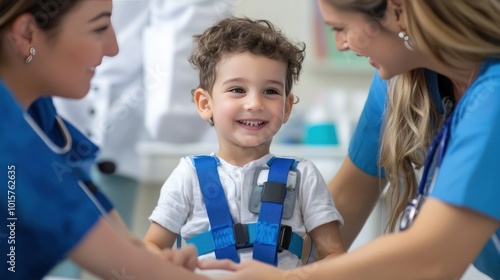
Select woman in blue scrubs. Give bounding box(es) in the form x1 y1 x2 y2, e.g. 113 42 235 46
200 0 500 279
0 1 208 279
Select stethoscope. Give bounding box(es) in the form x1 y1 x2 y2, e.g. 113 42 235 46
25 112 128 235
399 110 455 231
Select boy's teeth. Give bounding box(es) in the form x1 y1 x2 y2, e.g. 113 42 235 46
241 120 263 126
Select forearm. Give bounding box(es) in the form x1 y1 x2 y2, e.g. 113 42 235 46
301 233 441 280
310 222 347 261
144 240 163 254
293 199 498 280
143 221 179 252
71 218 208 280
107 210 131 233
328 157 384 248
332 192 377 248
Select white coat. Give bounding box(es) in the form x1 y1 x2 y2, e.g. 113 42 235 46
53 0 233 179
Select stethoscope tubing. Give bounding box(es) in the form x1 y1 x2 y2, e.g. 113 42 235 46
400 113 454 231
417 113 454 196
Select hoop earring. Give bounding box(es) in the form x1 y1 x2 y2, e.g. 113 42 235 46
293 95 300 104
25 47 36 64
398 31 413 51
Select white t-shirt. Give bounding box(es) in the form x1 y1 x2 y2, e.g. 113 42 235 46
149 153 343 269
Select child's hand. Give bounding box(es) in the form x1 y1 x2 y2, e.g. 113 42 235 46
159 245 199 272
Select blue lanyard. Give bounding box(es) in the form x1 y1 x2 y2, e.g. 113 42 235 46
417 112 454 196
400 112 454 231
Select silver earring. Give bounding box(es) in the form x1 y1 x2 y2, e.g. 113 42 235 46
398 31 413 51
25 47 36 64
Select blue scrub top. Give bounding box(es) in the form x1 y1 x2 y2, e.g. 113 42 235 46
349 58 500 279
431 59 500 279
0 82 113 279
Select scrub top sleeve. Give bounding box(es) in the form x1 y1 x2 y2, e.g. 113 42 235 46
62 119 114 212
348 71 387 177
0 124 105 279
0 86 110 279
430 59 500 280
431 60 500 220
94 191 114 212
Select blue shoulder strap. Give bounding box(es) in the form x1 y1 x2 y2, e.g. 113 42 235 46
193 155 239 263
252 157 295 266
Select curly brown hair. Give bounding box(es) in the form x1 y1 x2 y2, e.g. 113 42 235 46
189 16 306 96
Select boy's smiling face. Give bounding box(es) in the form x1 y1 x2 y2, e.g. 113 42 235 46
195 52 293 156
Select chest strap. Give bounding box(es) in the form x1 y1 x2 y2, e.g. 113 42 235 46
193 156 239 263
186 223 303 259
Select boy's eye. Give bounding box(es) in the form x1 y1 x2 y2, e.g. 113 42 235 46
229 88 245 94
264 89 279 95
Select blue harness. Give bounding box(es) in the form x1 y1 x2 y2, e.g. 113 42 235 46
187 155 303 265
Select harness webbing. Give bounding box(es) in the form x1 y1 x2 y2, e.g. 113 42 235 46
252 157 295 265
193 156 239 263
193 155 295 265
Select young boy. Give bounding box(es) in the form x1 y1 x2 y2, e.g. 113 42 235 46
144 17 345 269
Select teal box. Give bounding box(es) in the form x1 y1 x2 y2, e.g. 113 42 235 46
303 123 338 145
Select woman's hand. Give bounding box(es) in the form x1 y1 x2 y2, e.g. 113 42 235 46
159 245 199 272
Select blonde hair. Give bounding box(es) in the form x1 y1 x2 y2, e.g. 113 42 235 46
381 0 500 232
327 0 500 232
406 0 500 69
381 69 438 232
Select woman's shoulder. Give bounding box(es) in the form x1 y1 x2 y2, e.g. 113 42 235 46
460 58 500 106
472 58 500 86
453 58 500 128
480 57 500 75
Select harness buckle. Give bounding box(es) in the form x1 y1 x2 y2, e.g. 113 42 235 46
233 223 249 248
277 225 292 252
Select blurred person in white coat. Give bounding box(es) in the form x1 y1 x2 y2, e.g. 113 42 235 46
50 0 233 278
